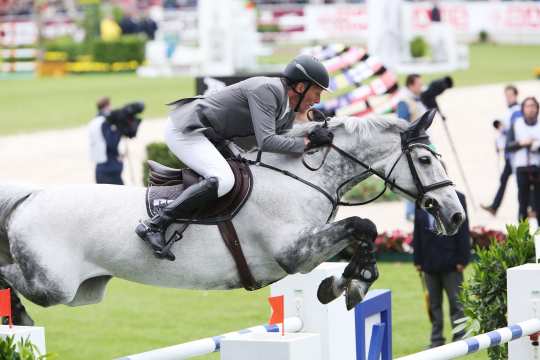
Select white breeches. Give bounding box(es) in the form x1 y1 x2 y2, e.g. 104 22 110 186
164 119 235 197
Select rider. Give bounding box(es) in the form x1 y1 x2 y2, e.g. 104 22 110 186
136 54 334 259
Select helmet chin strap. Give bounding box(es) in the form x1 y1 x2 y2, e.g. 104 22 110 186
292 82 312 112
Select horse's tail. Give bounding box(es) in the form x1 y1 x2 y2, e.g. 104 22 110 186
0 185 33 263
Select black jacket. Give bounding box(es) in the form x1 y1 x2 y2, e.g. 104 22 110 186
413 191 471 273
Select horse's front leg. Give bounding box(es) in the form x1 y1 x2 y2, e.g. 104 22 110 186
275 216 379 310
316 217 379 310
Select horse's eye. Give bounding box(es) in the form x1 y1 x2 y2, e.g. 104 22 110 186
419 156 431 165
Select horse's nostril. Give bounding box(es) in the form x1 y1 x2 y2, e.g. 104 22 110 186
451 212 464 225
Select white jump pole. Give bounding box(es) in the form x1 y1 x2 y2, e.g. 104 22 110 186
118 317 302 360
396 318 540 360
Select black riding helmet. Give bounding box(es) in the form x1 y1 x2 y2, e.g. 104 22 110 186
283 54 331 112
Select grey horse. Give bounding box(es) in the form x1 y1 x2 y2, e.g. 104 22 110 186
0 111 464 324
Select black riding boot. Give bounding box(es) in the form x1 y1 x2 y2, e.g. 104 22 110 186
136 177 219 261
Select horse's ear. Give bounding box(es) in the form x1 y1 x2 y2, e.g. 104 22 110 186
409 109 437 133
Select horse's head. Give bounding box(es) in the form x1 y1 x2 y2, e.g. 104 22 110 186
384 110 465 235
290 110 465 235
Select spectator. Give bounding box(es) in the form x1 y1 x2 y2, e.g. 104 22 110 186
140 11 158 40
482 85 521 216
413 190 470 349
397 73 427 221
430 1 441 23
506 97 540 224
88 97 124 185
100 14 122 42
119 11 139 35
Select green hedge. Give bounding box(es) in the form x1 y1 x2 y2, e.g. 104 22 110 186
459 221 534 360
0 335 53 359
42 35 146 63
92 35 146 64
42 36 86 61
143 142 185 186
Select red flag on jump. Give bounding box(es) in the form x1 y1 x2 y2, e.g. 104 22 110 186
268 295 284 336
0 288 12 328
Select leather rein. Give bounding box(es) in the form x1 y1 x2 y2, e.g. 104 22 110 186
248 118 453 222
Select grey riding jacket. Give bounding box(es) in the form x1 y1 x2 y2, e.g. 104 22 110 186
168 77 305 154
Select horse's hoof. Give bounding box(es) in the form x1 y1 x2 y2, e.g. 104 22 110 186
345 279 369 311
317 276 343 304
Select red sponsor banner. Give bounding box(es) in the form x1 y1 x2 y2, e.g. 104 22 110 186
503 3 540 30
305 4 368 39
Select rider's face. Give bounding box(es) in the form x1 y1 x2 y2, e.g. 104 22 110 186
296 84 323 113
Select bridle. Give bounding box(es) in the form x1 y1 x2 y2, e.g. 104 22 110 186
250 110 454 222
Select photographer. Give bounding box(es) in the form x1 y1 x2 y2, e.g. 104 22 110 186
88 97 143 185
420 76 453 112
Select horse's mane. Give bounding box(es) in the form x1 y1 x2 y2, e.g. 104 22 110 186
287 114 409 138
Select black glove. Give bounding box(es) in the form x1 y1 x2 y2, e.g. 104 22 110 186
307 126 334 149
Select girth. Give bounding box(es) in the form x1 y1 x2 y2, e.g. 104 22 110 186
145 158 260 291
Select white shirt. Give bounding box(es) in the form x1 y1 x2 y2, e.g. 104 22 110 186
88 116 107 164
512 116 540 168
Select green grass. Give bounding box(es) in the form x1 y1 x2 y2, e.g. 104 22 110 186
24 262 487 359
420 43 540 87
1 44 539 136
0 74 194 135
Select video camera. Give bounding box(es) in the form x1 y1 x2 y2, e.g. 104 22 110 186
420 76 454 110
106 101 145 138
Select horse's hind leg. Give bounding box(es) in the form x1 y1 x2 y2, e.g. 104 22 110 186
315 217 379 310
0 275 33 326
0 263 71 308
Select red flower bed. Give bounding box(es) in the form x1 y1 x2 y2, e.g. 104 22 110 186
374 227 506 254
470 226 506 249
375 230 413 254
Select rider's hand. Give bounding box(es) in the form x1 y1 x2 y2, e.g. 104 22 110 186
306 126 333 150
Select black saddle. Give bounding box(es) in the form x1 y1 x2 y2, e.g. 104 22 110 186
144 158 261 291
145 159 252 223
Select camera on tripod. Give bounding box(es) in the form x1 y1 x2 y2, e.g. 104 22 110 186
420 76 454 110
106 101 145 138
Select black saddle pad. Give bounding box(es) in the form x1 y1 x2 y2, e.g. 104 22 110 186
145 159 253 223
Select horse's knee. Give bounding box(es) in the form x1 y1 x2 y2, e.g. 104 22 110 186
347 217 377 240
